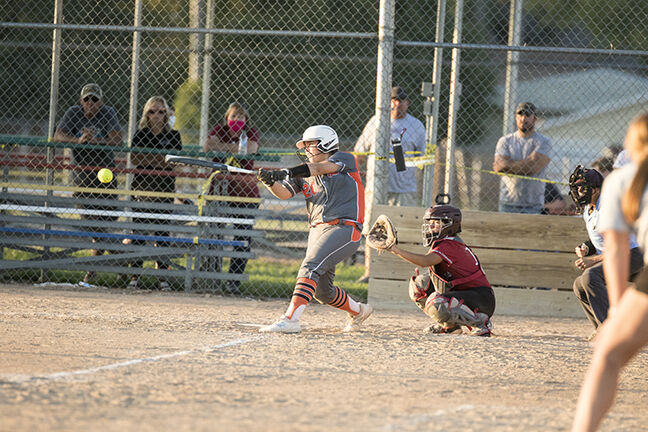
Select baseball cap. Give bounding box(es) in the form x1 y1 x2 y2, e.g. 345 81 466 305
515 102 536 116
80 83 103 100
391 86 409 101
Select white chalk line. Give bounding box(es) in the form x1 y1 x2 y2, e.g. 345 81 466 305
1 336 261 384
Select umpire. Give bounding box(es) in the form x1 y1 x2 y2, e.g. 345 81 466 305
569 165 643 339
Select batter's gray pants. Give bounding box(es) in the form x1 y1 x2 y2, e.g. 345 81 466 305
572 247 644 328
297 224 361 304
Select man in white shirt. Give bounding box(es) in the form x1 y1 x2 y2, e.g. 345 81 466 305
354 86 426 283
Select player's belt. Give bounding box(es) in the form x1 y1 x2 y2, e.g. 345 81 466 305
313 218 361 230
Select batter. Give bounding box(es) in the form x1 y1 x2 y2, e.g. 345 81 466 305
256 125 373 333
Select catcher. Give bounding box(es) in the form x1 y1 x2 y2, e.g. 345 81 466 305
255 125 373 333
367 200 496 336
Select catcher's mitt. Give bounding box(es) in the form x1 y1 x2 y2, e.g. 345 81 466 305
366 214 398 252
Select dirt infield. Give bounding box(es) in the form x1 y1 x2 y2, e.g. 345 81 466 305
1 283 647 432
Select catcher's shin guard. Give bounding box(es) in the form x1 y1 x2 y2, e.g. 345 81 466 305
423 292 492 335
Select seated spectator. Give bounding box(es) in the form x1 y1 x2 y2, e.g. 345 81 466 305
591 156 615 179
53 83 122 284
543 182 569 215
129 96 183 290
613 148 632 169
203 102 260 294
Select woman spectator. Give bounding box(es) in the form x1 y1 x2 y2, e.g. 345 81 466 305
203 102 260 294
572 113 648 431
129 96 182 290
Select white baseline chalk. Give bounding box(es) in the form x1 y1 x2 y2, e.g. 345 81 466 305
2 336 261 383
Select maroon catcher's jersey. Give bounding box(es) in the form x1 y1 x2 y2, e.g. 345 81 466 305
429 237 491 290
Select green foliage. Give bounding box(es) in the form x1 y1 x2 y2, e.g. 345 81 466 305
244 259 367 300
174 79 203 140
0 253 367 300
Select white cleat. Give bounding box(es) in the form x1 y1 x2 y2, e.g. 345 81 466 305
259 316 302 334
343 303 374 332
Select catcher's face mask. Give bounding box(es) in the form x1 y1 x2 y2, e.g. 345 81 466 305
422 218 453 246
569 165 603 212
422 204 462 246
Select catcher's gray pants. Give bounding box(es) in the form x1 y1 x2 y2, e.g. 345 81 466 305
572 247 643 328
297 223 361 304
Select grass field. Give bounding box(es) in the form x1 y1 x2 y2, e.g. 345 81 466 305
1 254 368 300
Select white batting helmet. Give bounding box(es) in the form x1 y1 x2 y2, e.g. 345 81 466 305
296 125 339 153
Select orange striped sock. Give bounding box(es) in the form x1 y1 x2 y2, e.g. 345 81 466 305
328 286 360 314
284 277 316 320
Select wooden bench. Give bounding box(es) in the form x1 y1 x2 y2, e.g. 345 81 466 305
368 204 589 318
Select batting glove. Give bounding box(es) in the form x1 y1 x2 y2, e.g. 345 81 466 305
257 169 276 187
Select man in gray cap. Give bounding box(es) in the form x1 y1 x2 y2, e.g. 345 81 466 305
54 83 122 283
493 101 552 214
354 85 426 283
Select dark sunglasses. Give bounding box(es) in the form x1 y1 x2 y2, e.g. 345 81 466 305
148 109 166 115
516 110 533 117
83 96 100 103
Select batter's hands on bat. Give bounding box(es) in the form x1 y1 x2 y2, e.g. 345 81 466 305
257 168 276 187
257 169 288 187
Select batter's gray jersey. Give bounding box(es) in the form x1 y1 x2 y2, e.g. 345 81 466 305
281 151 365 227
495 131 552 208
279 151 365 302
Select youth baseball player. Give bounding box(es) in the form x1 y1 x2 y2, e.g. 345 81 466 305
256 125 373 333
385 202 495 336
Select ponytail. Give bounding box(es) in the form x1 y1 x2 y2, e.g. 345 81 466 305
621 113 648 223
622 156 648 222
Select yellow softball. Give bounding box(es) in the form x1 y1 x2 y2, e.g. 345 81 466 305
97 168 113 183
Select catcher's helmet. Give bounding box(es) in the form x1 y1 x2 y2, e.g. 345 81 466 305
296 125 339 153
422 204 462 246
569 165 604 212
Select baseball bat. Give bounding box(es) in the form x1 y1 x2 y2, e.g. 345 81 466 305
392 128 407 172
164 155 256 174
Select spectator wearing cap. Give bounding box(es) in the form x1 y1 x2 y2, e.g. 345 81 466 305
353 85 426 283
493 102 552 214
53 83 122 284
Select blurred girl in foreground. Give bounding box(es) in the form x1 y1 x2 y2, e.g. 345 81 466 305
572 113 648 431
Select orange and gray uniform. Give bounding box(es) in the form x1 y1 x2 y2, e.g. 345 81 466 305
279 151 364 305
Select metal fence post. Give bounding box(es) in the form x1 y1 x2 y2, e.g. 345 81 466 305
422 0 446 207
199 0 214 150
126 0 143 193
41 0 64 281
444 0 463 198
503 0 523 135
373 0 395 207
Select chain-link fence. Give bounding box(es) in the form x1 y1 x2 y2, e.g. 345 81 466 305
2 0 648 295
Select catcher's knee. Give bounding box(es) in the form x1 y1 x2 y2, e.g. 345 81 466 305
423 293 452 322
423 293 488 328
